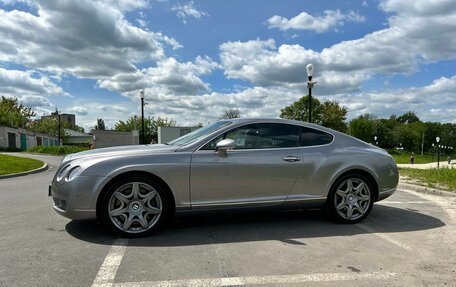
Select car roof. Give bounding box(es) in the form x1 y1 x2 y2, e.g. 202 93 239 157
225 117 334 132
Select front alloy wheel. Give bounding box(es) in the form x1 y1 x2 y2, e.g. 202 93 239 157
328 175 374 223
100 177 169 236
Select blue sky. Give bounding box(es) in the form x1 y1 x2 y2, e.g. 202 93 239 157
0 0 455 130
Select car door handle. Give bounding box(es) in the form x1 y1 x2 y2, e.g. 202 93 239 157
283 156 301 162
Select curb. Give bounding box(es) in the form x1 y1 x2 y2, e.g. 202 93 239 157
398 181 456 198
0 163 49 180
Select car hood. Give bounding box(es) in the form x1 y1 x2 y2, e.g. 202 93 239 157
63 144 178 163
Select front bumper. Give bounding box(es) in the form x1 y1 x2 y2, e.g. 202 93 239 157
49 175 108 220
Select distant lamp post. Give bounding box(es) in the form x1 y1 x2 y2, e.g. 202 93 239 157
139 89 145 145
436 137 440 168
55 108 61 146
432 143 435 160
306 64 316 123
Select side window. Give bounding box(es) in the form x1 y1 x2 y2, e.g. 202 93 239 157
200 134 224 150
299 127 333 147
201 123 301 150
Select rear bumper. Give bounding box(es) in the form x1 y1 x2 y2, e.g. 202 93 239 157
377 187 396 201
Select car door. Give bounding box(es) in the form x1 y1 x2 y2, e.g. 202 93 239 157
190 123 303 207
287 127 336 200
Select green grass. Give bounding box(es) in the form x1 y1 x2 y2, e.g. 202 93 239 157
400 167 456 191
26 145 89 156
390 153 435 164
0 154 44 176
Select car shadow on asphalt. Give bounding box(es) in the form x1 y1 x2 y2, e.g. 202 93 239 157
65 204 445 246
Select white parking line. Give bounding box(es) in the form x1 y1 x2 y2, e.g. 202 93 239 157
380 201 429 204
111 271 396 287
92 239 129 287
357 224 411 251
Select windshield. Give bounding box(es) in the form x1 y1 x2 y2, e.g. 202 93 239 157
167 121 232 146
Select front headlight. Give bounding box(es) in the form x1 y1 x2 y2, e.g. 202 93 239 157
57 164 71 181
66 166 82 182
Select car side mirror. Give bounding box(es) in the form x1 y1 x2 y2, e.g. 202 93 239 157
215 139 236 156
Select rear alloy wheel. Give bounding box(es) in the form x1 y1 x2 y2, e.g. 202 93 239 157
328 175 374 223
100 177 169 237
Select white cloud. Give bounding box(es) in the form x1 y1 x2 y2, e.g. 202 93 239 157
172 1 208 24
138 75 456 125
326 76 456 123
379 0 456 16
61 101 136 131
0 0 180 78
220 39 369 94
267 10 365 33
59 74 456 131
68 106 88 115
0 68 68 97
98 56 219 96
221 1 456 94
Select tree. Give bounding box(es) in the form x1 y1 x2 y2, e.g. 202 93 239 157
115 116 176 143
74 125 85 133
219 108 241 119
392 122 422 152
280 95 348 132
374 118 397 148
349 114 376 143
319 101 348 133
397 111 420 124
95 118 105 130
0 96 36 128
29 117 70 140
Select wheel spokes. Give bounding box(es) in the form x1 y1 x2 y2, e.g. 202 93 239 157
346 179 354 193
123 214 135 230
354 202 365 215
346 205 354 219
354 182 365 195
141 190 157 204
334 178 371 221
137 214 149 229
336 189 348 199
108 182 163 233
110 206 128 217
113 191 130 204
144 206 161 215
131 183 140 200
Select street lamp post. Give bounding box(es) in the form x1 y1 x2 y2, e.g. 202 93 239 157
306 64 316 123
56 109 61 146
436 137 440 169
139 89 145 145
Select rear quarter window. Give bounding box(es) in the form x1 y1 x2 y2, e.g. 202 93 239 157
299 127 333 147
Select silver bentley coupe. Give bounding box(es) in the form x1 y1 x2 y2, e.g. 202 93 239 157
50 118 398 236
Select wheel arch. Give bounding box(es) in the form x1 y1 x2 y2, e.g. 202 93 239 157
329 168 379 201
95 170 176 220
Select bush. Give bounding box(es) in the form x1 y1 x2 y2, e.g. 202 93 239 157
386 149 401 155
26 145 89 156
0 147 21 152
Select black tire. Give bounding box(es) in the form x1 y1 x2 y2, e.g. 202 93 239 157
326 173 374 224
99 175 171 237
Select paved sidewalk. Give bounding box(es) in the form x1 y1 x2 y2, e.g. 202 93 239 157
397 161 455 169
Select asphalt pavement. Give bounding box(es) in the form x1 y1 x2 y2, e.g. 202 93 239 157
0 153 456 286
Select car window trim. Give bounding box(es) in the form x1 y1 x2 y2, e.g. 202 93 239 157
195 122 308 152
